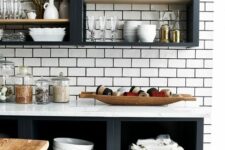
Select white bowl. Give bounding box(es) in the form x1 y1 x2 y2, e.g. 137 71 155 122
53 138 94 150
29 28 66 42
137 24 156 42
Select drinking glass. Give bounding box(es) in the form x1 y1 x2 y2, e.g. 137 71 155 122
110 16 118 42
0 0 3 19
87 16 96 42
99 16 106 42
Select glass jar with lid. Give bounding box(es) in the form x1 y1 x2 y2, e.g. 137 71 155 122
52 72 70 103
0 57 14 102
15 66 33 104
35 77 50 104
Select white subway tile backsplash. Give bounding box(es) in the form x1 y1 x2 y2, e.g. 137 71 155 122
150 59 167 68
132 78 149 86
69 68 86 76
196 69 212 77
96 77 113 86
205 22 213 30
77 77 95 86
151 4 168 11
123 68 140 77
142 12 160 20
200 12 213 21
24 58 40 67
0 49 14 57
69 49 86 58
60 58 76 67
178 50 195 58
50 68 67 76
77 58 95 67
168 78 185 87
6 58 23 66
177 88 194 95
169 59 185 68
196 50 213 59
123 11 141 20
204 78 212 87
87 68 104 76
159 69 176 77
141 68 158 77
33 68 50 76
187 60 204 68
96 59 113 67
200 3 205 11
123 49 141 58
187 78 204 87
105 49 122 58
16 49 32 57
42 58 58 67
114 59 131 67
132 4 150 10
206 2 214 11
142 49 159 58
105 11 123 20
86 4 95 10
200 31 213 40
177 69 195 77
132 59 150 67
150 78 167 87
114 78 131 86
195 88 212 97
105 68 122 76
114 4 131 10
204 60 213 68
96 4 113 10
33 49 50 57
160 50 177 58
51 49 68 57
87 49 104 58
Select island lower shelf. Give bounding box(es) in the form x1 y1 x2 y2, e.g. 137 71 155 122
0 116 203 150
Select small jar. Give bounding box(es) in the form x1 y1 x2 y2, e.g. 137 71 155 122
52 72 70 103
35 77 50 104
15 66 33 104
0 58 15 102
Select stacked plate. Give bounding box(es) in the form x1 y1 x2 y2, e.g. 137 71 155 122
53 138 94 150
123 21 142 42
29 28 66 42
137 24 156 43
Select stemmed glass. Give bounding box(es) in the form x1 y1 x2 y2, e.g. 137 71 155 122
87 16 96 42
99 16 106 42
110 16 118 42
0 0 3 19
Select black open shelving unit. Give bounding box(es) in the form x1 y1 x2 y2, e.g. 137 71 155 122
0 0 199 47
0 116 203 150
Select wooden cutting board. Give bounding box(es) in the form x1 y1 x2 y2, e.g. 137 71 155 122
0 138 49 150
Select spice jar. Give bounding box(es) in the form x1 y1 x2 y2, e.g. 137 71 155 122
52 72 70 103
0 58 14 102
35 77 50 104
15 66 33 104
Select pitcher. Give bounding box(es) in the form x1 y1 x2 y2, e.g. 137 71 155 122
43 0 59 19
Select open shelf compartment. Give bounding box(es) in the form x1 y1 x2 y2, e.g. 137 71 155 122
78 0 199 47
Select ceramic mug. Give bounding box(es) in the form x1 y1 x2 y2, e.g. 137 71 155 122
27 12 37 19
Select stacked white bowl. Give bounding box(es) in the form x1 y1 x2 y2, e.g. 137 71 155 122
123 21 142 42
53 138 94 150
29 28 66 42
137 24 156 43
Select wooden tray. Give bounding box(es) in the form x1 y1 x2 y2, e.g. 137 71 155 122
79 92 196 106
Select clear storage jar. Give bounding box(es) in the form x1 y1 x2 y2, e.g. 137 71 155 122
52 72 70 103
15 66 33 104
0 58 14 102
35 77 50 104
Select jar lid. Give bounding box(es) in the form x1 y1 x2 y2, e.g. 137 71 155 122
36 77 50 83
52 72 69 81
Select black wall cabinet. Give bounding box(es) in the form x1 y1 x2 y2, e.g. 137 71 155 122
0 0 199 47
0 116 203 150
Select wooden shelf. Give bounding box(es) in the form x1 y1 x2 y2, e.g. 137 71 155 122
85 0 191 4
0 19 69 24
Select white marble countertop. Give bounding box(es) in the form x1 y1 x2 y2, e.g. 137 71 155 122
0 102 211 118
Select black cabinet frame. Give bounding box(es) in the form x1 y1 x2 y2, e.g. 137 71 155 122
0 116 203 150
